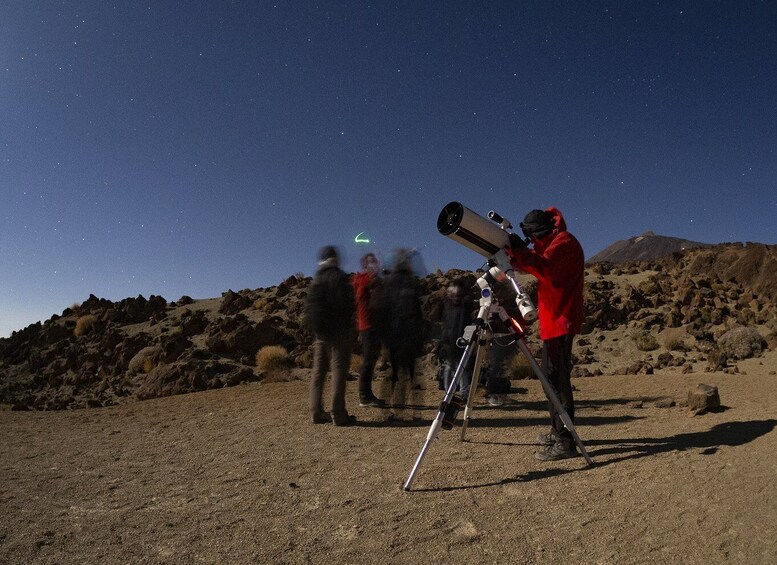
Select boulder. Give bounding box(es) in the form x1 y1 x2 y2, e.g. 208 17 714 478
219 290 252 315
687 383 721 414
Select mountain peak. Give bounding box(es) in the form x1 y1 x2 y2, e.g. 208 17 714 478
589 232 709 263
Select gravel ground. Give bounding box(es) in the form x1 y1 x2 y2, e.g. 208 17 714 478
2 351 776 564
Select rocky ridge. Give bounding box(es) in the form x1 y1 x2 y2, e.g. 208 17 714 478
1 243 775 411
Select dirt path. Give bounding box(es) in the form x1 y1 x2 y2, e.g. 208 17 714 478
2 355 776 564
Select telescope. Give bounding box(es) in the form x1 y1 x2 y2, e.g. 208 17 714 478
437 201 512 258
437 201 536 322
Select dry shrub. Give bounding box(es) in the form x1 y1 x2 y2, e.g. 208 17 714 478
253 298 268 311
637 279 660 295
256 345 292 374
142 358 155 374
74 314 97 337
665 337 686 352
632 329 659 351
662 327 688 351
506 353 535 379
128 346 162 374
350 353 362 373
718 326 767 360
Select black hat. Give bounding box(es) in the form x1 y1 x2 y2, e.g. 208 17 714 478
318 245 339 261
520 210 554 240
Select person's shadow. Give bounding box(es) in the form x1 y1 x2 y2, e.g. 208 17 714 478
410 419 777 492
587 419 777 462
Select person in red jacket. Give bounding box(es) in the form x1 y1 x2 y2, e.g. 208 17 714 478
506 207 584 461
352 253 386 407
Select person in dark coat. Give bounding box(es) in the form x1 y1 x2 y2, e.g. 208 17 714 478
437 278 474 396
382 250 424 386
305 246 357 426
506 207 584 460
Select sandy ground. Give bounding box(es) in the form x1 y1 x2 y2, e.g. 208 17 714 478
2 351 776 564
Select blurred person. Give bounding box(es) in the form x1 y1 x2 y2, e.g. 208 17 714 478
482 300 515 407
437 278 474 397
382 249 424 409
352 253 386 407
305 246 357 426
505 207 584 461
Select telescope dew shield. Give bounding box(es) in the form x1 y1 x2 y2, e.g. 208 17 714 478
437 202 510 258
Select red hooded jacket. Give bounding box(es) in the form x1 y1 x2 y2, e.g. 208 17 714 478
506 207 584 340
352 271 379 332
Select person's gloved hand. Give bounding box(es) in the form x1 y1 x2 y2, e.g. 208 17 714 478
508 232 527 250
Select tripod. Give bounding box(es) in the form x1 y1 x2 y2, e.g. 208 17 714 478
402 265 593 491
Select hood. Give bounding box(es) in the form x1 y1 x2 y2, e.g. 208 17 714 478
545 206 567 233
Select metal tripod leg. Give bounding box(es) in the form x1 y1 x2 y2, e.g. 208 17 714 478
402 330 480 491
515 337 594 466
459 335 488 442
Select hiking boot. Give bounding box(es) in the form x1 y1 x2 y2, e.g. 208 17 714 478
535 431 559 446
487 394 504 407
331 413 357 426
534 442 577 461
359 395 386 408
311 413 330 424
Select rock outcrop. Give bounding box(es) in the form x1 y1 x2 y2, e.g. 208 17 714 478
1 245 775 410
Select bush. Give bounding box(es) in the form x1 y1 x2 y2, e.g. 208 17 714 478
662 327 688 351
632 329 659 351
74 314 97 337
718 326 767 360
665 337 686 352
637 279 660 295
256 345 292 374
128 346 162 374
142 358 155 374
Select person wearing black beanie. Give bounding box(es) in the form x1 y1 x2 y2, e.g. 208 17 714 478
507 207 585 461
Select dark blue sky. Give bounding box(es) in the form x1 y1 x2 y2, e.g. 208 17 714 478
2 1 776 336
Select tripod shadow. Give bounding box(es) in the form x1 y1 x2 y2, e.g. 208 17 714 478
466 413 643 430
356 417 429 428
411 419 777 492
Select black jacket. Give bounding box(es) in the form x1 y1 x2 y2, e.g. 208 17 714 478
439 301 472 363
381 268 423 350
305 262 355 340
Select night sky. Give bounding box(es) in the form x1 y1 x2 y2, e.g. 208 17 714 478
2 1 776 337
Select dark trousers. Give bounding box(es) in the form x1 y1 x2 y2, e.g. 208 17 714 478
358 329 381 400
485 342 513 394
389 348 416 384
309 333 351 419
542 334 575 447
